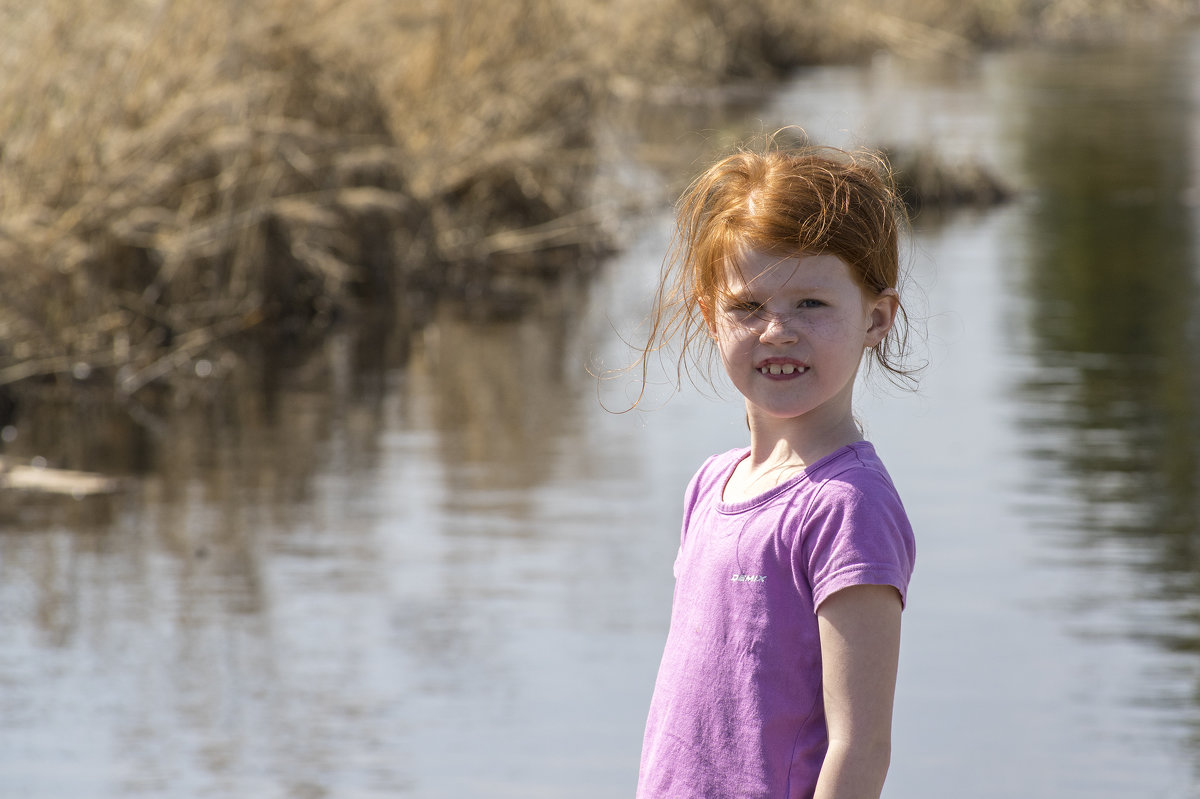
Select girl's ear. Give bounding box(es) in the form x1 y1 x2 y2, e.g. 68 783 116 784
864 288 899 348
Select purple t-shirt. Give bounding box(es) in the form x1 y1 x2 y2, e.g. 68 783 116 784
637 441 915 799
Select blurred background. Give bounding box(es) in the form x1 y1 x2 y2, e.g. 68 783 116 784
1 1 1200 796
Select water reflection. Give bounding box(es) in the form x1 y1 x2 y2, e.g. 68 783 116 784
1010 34 1200 655
410 277 590 496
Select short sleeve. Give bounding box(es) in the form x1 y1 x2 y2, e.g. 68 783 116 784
801 470 916 610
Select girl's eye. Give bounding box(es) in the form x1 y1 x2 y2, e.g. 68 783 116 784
798 299 824 309
728 301 762 315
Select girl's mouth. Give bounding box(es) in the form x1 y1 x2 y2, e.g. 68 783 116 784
758 364 807 376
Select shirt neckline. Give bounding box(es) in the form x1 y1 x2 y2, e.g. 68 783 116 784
716 441 872 513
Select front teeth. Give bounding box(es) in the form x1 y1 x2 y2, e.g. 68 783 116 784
760 364 802 375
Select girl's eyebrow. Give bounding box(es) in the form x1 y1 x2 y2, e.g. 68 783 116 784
742 281 830 296
723 285 760 303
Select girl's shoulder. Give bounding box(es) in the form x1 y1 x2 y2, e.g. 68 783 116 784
684 447 750 498
803 442 911 533
700 446 751 475
808 441 895 488
793 442 910 525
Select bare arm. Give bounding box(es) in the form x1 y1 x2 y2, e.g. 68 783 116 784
813 583 903 799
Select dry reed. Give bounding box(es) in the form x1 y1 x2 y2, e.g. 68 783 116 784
0 0 1195 398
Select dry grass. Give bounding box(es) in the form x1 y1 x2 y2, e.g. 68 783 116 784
0 0 1195 398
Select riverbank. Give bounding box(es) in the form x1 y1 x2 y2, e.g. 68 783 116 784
0 0 1196 403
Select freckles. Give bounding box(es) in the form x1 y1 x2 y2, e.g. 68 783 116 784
806 317 853 340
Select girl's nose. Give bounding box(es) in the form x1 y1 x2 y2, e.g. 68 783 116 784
759 313 798 344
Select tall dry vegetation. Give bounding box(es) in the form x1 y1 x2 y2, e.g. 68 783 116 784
0 0 1194 397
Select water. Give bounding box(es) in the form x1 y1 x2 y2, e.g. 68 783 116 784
3 28 1200 799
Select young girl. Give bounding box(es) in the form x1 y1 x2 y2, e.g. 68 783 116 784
635 139 917 799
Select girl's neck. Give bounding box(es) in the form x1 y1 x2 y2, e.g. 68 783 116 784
723 412 863 502
745 400 863 467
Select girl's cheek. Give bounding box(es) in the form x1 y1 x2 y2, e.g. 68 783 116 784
804 319 835 339
808 315 862 341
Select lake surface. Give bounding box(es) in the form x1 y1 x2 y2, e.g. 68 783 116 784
3 27 1200 799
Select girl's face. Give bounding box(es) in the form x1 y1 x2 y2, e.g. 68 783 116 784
710 250 897 438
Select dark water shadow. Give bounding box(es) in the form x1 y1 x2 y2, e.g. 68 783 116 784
1007 31 1200 726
